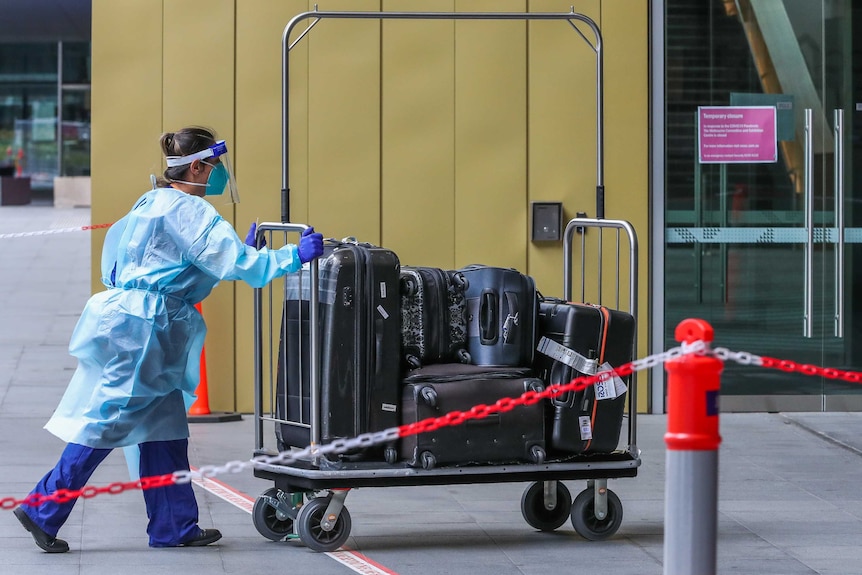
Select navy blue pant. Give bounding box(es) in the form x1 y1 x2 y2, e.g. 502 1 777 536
21 440 200 547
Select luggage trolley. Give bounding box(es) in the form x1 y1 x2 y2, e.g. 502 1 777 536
250 9 641 552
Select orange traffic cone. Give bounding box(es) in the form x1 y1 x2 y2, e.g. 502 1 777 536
188 302 242 423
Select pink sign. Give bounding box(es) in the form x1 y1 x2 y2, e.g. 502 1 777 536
698 106 777 164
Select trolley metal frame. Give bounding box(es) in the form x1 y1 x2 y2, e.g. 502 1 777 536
250 8 641 551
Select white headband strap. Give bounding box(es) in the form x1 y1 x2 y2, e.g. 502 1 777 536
165 140 227 168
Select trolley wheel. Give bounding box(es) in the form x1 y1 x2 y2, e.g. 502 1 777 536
296 496 352 552
252 488 295 541
520 481 572 532
570 488 623 541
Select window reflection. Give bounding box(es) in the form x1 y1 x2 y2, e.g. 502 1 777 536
0 41 91 190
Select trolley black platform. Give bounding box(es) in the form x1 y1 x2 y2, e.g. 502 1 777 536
249 8 642 553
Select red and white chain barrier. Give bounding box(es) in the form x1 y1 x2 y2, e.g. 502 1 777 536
0 222 113 240
1 336 860 511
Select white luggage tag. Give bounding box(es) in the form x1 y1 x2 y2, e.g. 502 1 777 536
578 416 593 440
594 362 628 400
536 337 599 375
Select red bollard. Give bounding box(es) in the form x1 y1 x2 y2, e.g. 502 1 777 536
665 319 722 451
663 318 723 575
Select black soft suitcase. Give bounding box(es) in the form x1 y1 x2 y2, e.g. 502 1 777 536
534 298 635 454
400 266 471 369
458 265 538 367
399 364 546 469
275 239 402 461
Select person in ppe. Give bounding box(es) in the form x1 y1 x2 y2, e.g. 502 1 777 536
13 126 324 553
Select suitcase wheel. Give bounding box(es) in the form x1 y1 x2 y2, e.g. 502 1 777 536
401 276 418 297
451 271 469 291
384 446 398 464
406 354 422 370
418 386 438 408
529 444 546 465
456 348 471 364
419 451 437 470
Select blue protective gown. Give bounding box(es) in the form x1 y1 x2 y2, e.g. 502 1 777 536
44 187 302 449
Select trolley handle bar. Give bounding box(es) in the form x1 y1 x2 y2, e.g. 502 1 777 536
562 216 638 455
253 222 320 451
280 8 604 222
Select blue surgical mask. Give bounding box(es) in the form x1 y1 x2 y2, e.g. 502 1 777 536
202 161 228 196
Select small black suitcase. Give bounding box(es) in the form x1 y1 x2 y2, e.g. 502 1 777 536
534 298 635 454
458 265 538 367
275 239 402 461
399 363 546 469
400 266 471 369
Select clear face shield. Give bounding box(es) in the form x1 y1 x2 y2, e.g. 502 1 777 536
165 140 240 203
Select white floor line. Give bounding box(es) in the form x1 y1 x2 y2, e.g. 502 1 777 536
191 470 399 575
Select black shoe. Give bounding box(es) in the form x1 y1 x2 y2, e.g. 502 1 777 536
13 507 70 553
181 528 222 547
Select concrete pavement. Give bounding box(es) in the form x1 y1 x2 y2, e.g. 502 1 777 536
2 201 862 574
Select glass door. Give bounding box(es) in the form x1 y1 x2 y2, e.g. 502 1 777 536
664 0 861 410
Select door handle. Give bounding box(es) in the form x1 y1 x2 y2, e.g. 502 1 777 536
834 109 845 338
803 108 814 339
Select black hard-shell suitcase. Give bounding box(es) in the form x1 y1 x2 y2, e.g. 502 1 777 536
534 298 635 454
274 298 312 451
400 266 471 369
275 239 402 461
459 265 538 367
399 363 546 469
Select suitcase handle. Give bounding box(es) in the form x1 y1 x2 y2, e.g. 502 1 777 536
502 291 519 344
480 290 498 344
552 389 578 408
375 323 384 375
465 413 500 427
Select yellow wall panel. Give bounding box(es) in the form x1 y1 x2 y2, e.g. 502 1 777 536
307 1 382 244
603 0 649 412
234 1 310 412
93 1 653 412
163 0 237 412
381 1 456 268
526 0 600 297
90 0 163 293
236 3 294 225
454 0 528 270
162 1 235 134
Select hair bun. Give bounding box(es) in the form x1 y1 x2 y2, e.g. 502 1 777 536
160 132 177 155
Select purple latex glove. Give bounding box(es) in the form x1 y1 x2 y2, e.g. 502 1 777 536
245 222 266 248
297 226 324 263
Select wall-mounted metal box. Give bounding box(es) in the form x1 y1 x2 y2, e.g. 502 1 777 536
531 201 563 242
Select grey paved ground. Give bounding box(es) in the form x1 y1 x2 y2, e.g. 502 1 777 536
2 201 862 574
